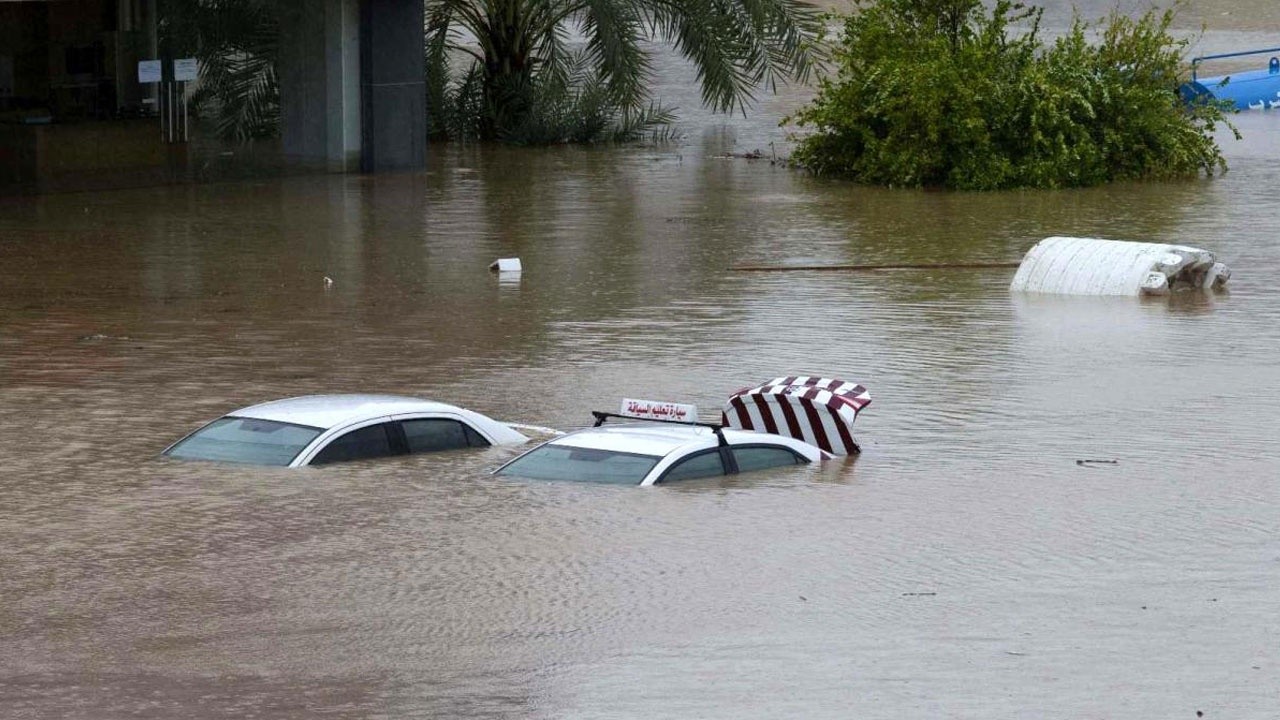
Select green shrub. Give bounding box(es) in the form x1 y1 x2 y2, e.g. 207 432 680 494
787 0 1234 190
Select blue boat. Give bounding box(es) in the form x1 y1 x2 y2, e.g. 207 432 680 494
1180 47 1280 111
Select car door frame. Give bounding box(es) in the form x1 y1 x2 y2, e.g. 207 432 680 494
644 441 810 485
726 442 810 473
292 416 400 467
294 411 498 467
389 412 494 453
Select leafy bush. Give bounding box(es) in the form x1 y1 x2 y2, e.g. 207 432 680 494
787 0 1233 190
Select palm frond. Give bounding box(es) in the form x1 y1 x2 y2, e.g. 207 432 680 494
423 0 820 140
643 0 821 114
577 0 651 105
165 0 282 141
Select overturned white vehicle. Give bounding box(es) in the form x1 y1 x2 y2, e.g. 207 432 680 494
1010 236 1230 297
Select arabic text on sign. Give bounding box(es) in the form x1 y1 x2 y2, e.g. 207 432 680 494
619 399 698 422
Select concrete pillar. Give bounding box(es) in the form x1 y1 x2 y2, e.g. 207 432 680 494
360 0 426 172
278 0 361 172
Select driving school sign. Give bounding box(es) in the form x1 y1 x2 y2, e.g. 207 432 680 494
619 399 698 423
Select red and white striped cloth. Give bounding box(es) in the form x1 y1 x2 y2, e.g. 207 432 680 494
721 376 871 456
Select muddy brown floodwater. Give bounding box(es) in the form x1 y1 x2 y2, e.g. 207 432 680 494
2 7 1279 719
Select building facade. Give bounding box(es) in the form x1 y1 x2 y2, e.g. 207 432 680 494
0 0 426 194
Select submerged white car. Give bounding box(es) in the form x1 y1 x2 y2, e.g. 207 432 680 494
494 410 825 486
164 394 528 467
496 379 873 486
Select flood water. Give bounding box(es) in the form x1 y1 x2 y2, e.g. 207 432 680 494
2 5 1279 719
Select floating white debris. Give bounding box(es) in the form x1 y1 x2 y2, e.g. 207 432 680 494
489 258 522 273
1009 236 1230 297
490 257 522 284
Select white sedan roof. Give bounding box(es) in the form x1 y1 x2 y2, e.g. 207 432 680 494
548 423 824 460
548 423 720 455
233 394 487 430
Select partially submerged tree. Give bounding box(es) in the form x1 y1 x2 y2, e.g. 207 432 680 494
787 0 1234 190
426 0 823 144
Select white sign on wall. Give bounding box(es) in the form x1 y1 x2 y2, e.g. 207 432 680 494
174 58 199 82
137 59 162 83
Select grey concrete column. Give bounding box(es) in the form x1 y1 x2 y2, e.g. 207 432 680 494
278 0 361 172
360 0 426 172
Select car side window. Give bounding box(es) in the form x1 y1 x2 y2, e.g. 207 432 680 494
310 423 394 465
733 445 804 473
658 450 725 483
400 418 488 453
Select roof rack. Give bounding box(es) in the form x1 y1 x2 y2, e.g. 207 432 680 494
591 411 728 447
1190 46 1280 80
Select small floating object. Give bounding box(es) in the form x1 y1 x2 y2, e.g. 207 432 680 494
489 258 522 283
1010 236 1230 297
489 258 522 273
722 376 871 456
323 275 334 289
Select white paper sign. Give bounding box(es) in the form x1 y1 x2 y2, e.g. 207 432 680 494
174 58 199 82
137 59 162 83
619 399 698 423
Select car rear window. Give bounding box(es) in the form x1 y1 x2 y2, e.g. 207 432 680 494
733 445 805 472
658 450 725 482
496 444 661 485
165 417 323 466
310 423 395 465
401 418 488 453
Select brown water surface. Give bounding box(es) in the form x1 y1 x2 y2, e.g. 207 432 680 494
2 9 1279 720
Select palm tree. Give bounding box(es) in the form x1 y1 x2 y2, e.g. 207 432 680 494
425 0 823 142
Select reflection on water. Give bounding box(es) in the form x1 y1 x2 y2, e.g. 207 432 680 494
2 15 1280 720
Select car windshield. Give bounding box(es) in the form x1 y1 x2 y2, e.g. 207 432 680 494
496 444 661 485
165 417 323 466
